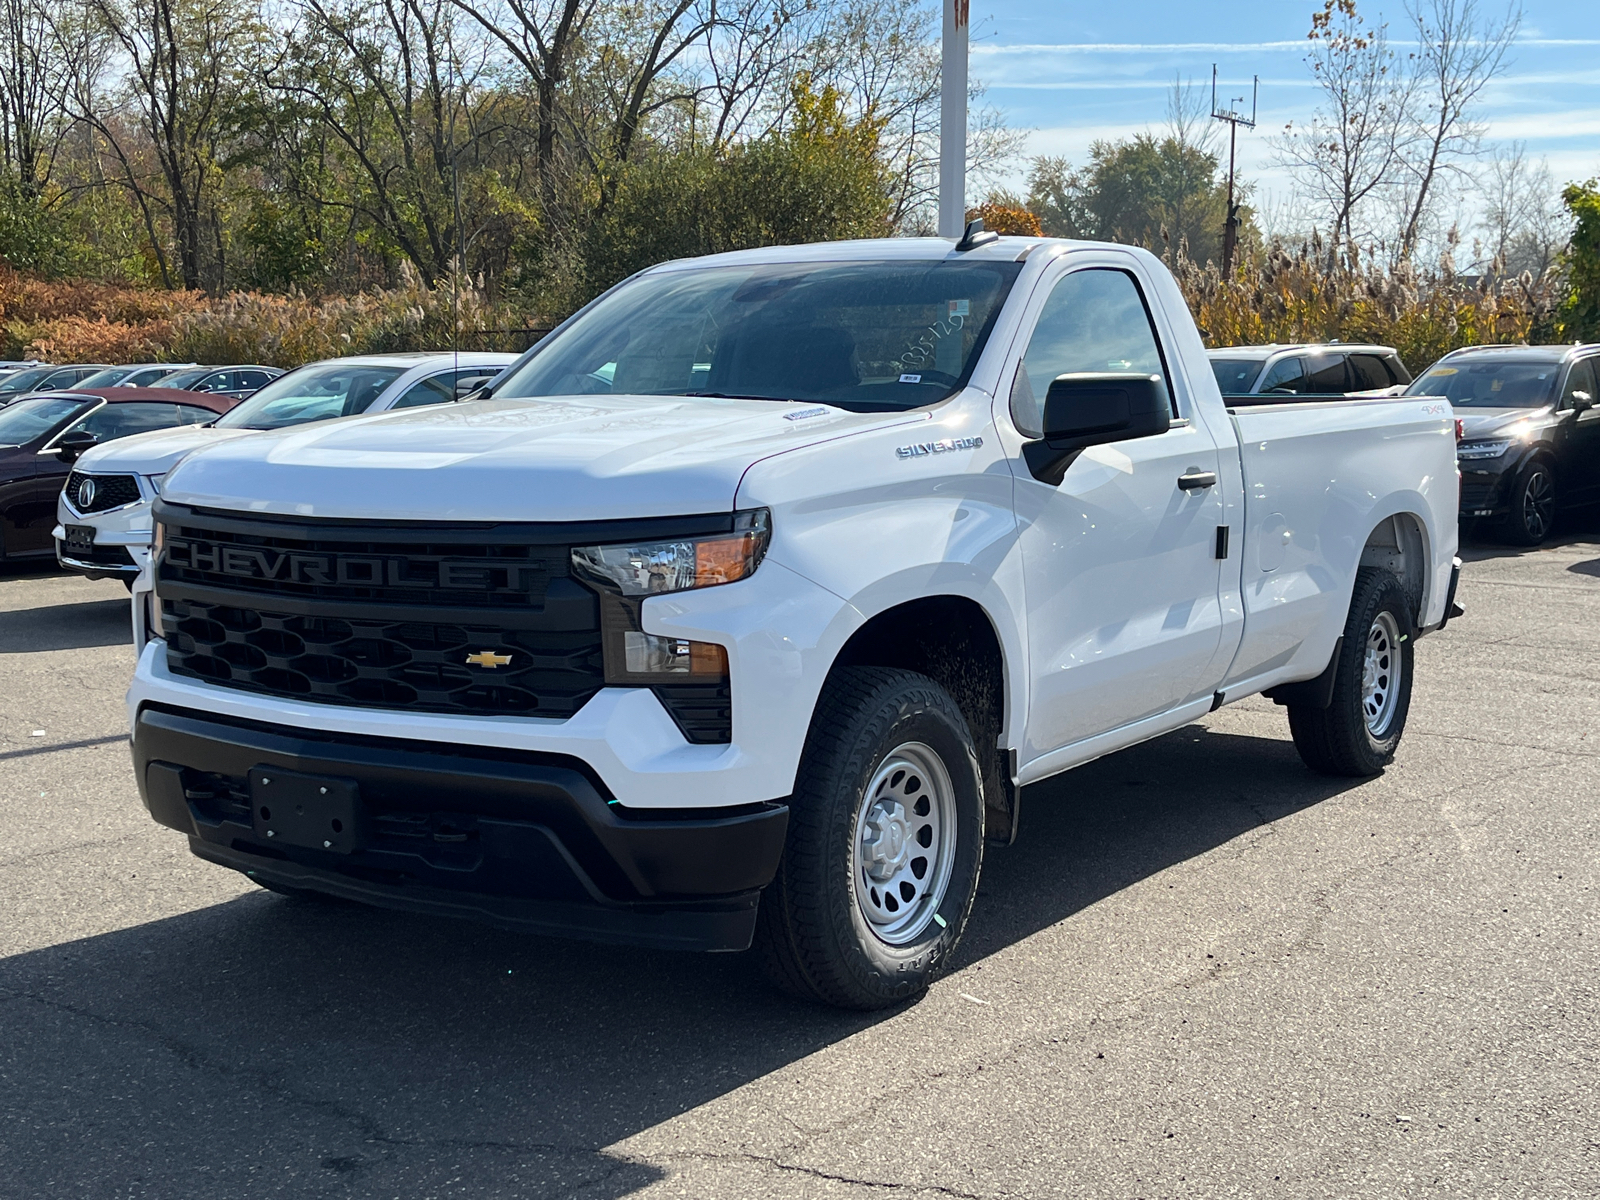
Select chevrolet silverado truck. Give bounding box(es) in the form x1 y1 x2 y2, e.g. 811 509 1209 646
127 234 1460 1010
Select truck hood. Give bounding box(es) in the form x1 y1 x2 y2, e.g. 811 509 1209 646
75 425 256 476
161 394 928 521
1455 406 1552 440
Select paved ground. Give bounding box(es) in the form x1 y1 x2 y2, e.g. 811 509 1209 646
2 526 1598 1200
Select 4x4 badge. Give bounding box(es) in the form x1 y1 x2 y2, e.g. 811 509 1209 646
465 650 513 668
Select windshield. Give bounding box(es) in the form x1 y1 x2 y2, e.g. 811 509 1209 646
0 395 94 445
0 366 59 395
215 362 407 429
158 366 215 390
1406 360 1559 407
1209 358 1263 393
492 258 1025 412
75 367 138 389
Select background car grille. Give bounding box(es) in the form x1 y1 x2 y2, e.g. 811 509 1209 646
1459 477 1499 511
66 471 141 513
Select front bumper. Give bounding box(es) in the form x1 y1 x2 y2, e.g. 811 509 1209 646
132 702 789 951
1457 460 1514 518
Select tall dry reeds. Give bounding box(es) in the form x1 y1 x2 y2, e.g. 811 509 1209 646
1175 241 1567 371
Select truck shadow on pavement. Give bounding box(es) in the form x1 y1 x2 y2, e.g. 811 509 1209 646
0 722 1360 1198
0 595 132 653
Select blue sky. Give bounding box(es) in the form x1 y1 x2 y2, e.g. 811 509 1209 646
969 0 1600 222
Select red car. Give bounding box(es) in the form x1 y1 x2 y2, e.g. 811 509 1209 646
0 387 238 563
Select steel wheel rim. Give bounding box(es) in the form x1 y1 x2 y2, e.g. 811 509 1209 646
1362 610 1403 737
1522 470 1553 539
851 742 957 945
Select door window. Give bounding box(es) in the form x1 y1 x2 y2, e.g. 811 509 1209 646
1348 354 1392 391
237 370 274 389
61 402 181 442
1382 354 1412 385
1011 268 1171 437
1303 356 1350 393
177 404 218 423
1258 357 1306 392
1563 360 1597 409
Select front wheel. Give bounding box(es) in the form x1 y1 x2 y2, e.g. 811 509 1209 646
756 667 985 1010
1287 567 1415 777
1504 460 1556 545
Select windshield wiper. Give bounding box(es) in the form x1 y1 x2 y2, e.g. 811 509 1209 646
681 391 780 401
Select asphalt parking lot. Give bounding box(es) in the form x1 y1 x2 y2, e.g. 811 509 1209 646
2 529 1598 1200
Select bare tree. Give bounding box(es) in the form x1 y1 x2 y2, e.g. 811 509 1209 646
1274 0 1417 260
0 0 77 196
1478 141 1568 277
1397 0 1520 256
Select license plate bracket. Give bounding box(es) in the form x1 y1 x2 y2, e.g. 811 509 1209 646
63 524 95 551
249 767 363 853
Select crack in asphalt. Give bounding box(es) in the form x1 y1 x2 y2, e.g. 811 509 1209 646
1413 729 1600 760
652 1150 999 1199
0 831 145 871
0 733 126 761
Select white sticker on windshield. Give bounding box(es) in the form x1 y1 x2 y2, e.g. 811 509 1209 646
899 373 922 384
948 299 970 317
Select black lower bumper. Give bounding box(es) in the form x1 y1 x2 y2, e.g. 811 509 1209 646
132 703 788 951
57 538 140 579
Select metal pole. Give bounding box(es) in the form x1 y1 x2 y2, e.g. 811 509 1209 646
938 0 969 238
1222 120 1238 275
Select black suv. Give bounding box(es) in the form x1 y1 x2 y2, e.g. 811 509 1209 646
1406 344 1600 544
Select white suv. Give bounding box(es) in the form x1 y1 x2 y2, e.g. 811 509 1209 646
55 352 515 583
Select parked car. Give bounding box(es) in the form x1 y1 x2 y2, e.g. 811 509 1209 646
128 237 1458 1009
1 388 237 567
0 363 119 401
1405 342 1600 545
54 352 514 582
1208 343 1413 397
74 363 197 390
153 364 284 401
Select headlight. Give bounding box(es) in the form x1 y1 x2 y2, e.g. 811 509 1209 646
153 520 166 556
571 509 770 596
146 473 166 494
1457 439 1511 460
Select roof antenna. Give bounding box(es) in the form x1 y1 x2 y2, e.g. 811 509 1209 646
955 217 999 252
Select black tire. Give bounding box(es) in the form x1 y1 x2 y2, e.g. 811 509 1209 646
1503 459 1556 546
1288 567 1415 777
756 667 985 1010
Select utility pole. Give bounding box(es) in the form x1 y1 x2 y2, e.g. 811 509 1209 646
1210 65 1257 276
938 0 970 238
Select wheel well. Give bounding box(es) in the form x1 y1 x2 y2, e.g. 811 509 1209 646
1359 514 1426 620
831 596 1014 842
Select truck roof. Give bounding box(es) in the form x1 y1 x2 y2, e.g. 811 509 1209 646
645 235 1083 272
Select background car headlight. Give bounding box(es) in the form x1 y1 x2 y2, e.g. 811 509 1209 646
145 473 166 494
571 509 770 596
1457 439 1511 460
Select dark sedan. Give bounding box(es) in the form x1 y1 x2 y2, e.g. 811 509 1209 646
0 388 237 562
156 364 283 401
1406 343 1600 545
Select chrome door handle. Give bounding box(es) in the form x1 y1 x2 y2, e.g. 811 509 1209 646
1177 469 1217 490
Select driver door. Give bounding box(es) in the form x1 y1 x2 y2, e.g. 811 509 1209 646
1007 261 1231 765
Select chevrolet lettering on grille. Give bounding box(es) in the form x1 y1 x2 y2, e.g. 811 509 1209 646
164 539 546 592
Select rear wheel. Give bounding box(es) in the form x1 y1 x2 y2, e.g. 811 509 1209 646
1288 568 1415 777
1504 460 1556 546
757 667 985 1010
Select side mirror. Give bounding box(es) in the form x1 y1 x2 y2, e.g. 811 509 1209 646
54 430 98 462
1572 390 1593 413
1022 372 1172 485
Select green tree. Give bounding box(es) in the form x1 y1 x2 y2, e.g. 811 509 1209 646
1560 180 1600 341
584 79 890 295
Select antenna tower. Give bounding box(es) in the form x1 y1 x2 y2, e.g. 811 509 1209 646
1211 65 1257 276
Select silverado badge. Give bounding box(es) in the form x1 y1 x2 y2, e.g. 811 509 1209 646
465 650 513 669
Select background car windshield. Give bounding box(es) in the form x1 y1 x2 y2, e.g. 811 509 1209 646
0 395 93 445
0 366 59 395
492 259 1025 412
1406 361 1558 407
215 363 406 429
158 367 214 389
74 367 138 389
1209 358 1263 392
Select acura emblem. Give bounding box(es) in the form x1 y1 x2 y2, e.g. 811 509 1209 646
78 478 96 508
465 650 512 668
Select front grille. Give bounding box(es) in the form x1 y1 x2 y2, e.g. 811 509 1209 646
1459 476 1500 510
154 505 738 737
162 596 603 716
67 471 141 513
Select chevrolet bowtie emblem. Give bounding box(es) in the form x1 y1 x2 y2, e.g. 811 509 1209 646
465 650 513 669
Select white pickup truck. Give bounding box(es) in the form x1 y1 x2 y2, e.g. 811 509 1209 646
128 235 1460 1009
